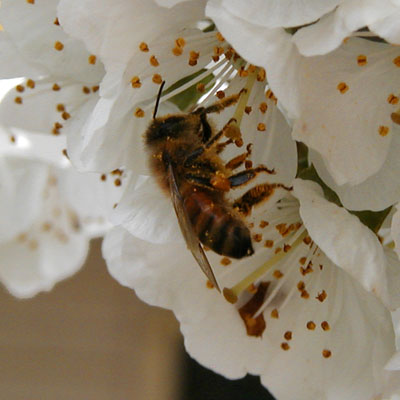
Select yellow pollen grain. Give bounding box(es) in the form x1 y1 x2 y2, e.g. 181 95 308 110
52 83 61 91
196 83 205 93
114 178 122 187
220 257 231 266
62 149 69 158
54 41 64 51
259 220 269 228
247 283 257 294
283 244 291 253
357 54 367 66
321 321 330 331
29 239 39 250
82 86 91 94
303 236 312 245
322 349 332 358
379 125 389 137
245 160 253 169
131 76 141 88
274 247 282 254
16 85 25 93
391 112 400 125
281 342 290 351
257 123 266 132
26 79 35 89
61 112 70 120
14 96 23 104
387 94 399 105
175 37 186 48
239 68 248 78
271 309 279 319
92 85 99 92
188 59 198 66
264 240 274 248
299 256 307 265
10 135 16 144
284 331 292 341
139 42 149 52
393 56 400 67
100 174 107 181
216 32 225 42
212 55 220 62
245 106 252 114
150 55 159 67
216 90 225 99
152 74 163 84
306 321 316 330
301 290 310 299
56 103 65 112
259 102 268 114
54 17 60 25
316 290 327 302
273 270 284 279
337 82 349 94
26 0 35 4
214 46 224 56
253 234 263 243
190 50 199 60
206 280 214 289
88 54 97 65
172 46 183 56
257 68 266 82
134 108 145 118
297 281 305 291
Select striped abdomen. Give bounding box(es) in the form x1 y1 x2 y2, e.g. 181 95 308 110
183 188 254 259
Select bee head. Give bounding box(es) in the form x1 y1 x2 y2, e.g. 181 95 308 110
145 115 195 145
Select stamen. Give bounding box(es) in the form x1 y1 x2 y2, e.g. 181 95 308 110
223 230 307 304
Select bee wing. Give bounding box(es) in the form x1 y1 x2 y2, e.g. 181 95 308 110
168 164 220 292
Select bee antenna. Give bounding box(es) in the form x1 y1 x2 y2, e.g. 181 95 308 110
153 80 166 119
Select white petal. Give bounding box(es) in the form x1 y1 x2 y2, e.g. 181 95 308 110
309 127 400 211
370 11 400 45
206 0 302 118
292 38 399 185
294 179 390 307
103 227 395 400
385 249 400 310
222 0 340 28
1 0 104 83
0 156 48 242
392 205 400 260
111 176 182 244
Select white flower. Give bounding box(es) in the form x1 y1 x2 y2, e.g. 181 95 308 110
103 178 398 400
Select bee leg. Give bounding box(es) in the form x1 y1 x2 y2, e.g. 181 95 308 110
228 165 276 188
233 183 292 215
225 144 252 170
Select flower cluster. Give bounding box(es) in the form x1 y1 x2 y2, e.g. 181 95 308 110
1 0 400 398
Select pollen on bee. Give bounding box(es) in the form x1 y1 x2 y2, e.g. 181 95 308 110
150 55 159 67
337 82 349 94
357 54 367 66
139 42 149 52
54 41 64 51
131 76 142 88
152 74 163 84
134 108 145 118
322 349 332 358
14 96 23 104
306 321 316 330
220 257 231 266
316 290 327 302
393 56 400 67
88 54 97 65
16 85 24 93
271 309 279 319
379 125 389 137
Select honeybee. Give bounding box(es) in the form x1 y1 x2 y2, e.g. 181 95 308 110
144 82 283 290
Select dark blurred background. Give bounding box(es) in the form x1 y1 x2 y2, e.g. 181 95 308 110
0 239 274 400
